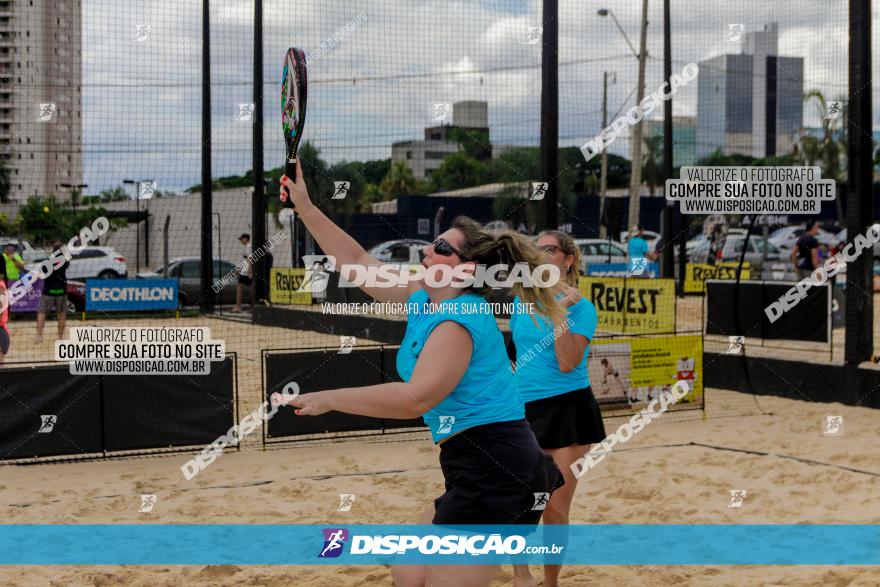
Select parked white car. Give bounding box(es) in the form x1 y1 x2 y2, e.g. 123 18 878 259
368 239 430 265
66 246 128 280
574 238 628 274
769 225 838 252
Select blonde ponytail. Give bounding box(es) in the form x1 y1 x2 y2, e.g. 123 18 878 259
452 217 567 325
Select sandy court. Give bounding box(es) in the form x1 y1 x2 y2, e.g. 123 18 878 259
1 387 877 586
1 307 878 585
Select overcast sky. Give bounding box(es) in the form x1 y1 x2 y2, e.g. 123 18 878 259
80 0 870 193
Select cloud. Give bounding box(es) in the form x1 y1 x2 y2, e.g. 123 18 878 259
79 0 864 192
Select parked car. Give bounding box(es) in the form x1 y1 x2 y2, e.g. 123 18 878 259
137 257 239 306
0 237 49 263
574 238 628 274
368 239 430 265
686 228 750 254
688 234 783 263
62 246 128 280
65 280 86 312
769 225 838 252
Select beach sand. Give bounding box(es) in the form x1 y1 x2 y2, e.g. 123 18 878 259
1 388 877 586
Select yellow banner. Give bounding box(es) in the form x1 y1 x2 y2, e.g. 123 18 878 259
589 334 703 406
269 268 312 305
578 276 676 334
684 262 751 294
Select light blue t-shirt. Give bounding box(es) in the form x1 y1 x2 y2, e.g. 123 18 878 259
396 289 524 443
628 236 650 274
510 295 598 403
628 236 649 260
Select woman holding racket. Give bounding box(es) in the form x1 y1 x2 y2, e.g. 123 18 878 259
510 231 604 587
280 166 564 587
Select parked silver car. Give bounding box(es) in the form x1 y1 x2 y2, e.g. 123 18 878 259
574 238 628 274
137 257 239 306
687 235 784 269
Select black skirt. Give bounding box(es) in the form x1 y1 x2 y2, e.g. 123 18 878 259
524 387 607 449
433 419 564 526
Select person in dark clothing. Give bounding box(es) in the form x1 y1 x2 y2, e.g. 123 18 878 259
792 221 820 279
36 241 69 342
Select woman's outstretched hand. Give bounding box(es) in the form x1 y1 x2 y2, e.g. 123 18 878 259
288 389 333 416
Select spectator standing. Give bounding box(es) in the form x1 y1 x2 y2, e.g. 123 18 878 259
2 242 26 286
627 224 657 277
36 241 69 343
233 233 253 312
792 221 820 279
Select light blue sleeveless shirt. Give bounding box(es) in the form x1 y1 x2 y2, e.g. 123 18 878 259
510 295 598 403
396 289 524 442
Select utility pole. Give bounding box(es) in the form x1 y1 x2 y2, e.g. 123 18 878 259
252 0 267 303
539 0 559 231
627 0 649 230
599 71 609 240
661 0 675 280
845 0 873 364
200 0 214 313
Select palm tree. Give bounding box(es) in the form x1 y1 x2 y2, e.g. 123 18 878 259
380 161 418 197
799 89 846 223
642 135 663 197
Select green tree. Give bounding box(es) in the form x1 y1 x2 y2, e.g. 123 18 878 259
359 159 391 185
492 147 540 183
446 127 491 160
0 212 20 235
99 186 129 202
797 89 846 223
381 161 419 197
429 153 491 191
17 196 123 245
642 135 663 197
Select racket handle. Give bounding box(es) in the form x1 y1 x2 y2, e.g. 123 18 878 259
282 160 297 208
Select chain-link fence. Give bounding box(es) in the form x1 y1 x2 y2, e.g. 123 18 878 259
1 0 875 450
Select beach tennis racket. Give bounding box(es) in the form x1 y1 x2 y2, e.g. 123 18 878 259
280 47 307 208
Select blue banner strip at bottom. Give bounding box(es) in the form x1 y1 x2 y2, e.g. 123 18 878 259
1 525 877 565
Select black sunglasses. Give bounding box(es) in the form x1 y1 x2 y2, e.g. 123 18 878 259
432 237 463 257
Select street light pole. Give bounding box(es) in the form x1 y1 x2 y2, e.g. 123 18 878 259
599 71 609 239
628 0 649 233
598 6 649 233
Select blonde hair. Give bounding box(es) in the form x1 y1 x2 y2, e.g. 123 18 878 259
537 230 581 287
451 216 567 325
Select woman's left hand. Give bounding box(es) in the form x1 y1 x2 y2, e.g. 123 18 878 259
289 390 334 416
560 285 582 308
